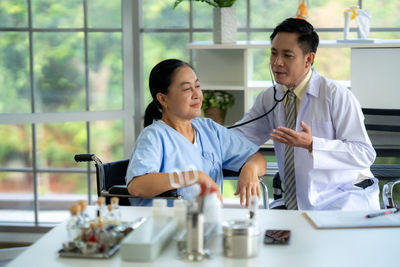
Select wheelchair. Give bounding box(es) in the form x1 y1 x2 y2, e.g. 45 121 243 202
74 154 179 206
74 154 270 208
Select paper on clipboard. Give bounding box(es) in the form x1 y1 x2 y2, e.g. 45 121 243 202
303 210 400 229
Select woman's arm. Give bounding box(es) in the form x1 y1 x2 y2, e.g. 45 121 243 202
127 170 222 201
234 152 267 207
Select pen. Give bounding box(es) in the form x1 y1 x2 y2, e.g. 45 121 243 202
365 208 399 218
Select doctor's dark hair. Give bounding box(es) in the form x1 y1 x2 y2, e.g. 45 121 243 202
144 59 193 127
270 18 319 54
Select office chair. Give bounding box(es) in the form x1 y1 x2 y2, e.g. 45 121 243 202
74 154 180 206
363 108 400 208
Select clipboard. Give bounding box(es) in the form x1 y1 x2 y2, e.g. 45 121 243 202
303 210 400 229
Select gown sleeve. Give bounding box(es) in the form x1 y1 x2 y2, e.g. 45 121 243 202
209 119 260 172
125 127 163 185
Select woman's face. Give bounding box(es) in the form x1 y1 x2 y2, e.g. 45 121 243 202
158 66 203 120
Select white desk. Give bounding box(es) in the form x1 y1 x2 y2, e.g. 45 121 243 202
8 206 399 267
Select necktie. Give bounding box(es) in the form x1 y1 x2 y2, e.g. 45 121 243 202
284 90 298 210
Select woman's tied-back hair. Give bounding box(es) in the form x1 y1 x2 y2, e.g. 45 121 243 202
270 18 319 55
144 59 193 127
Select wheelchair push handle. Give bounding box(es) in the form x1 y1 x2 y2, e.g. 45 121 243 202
74 154 95 162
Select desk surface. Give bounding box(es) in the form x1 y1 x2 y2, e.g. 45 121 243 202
8 206 399 267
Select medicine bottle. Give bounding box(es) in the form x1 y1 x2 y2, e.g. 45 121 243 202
174 199 187 232
95 196 107 218
110 197 122 222
66 204 82 242
203 191 222 233
77 200 91 228
105 204 119 225
152 199 169 217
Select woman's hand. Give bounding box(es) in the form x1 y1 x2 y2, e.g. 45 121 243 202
234 165 261 208
198 171 223 204
234 152 266 208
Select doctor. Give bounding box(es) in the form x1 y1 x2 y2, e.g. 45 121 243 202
125 59 266 207
232 18 380 210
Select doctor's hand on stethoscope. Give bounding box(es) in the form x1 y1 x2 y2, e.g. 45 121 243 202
270 121 313 153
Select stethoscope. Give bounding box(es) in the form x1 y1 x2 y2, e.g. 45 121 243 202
228 66 303 129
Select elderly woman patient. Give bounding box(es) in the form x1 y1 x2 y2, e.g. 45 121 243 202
125 59 266 207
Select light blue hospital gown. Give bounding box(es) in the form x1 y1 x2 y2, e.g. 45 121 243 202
125 118 259 206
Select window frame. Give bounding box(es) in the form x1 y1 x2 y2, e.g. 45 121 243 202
0 0 137 227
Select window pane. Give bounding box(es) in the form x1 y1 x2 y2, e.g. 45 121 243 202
236 0 247 29
143 33 190 103
0 124 32 168
38 172 87 224
364 0 400 28
87 0 121 28
314 48 350 81
249 48 271 82
193 2 212 28
37 122 87 169
90 120 123 163
251 32 270 41
0 172 34 224
143 0 188 28
88 32 123 111
369 32 400 39
237 32 246 41
250 0 298 28
247 88 264 110
307 0 358 28
0 32 31 113
250 0 357 28
32 0 83 28
193 32 212 41
33 32 85 112
251 32 351 81
90 173 97 205
318 32 349 41
0 0 28 27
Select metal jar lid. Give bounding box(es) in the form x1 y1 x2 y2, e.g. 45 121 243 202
222 220 259 236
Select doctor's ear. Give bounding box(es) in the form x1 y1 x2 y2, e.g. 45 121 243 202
306 52 315 67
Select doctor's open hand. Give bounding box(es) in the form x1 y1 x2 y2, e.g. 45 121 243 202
270 121 313 152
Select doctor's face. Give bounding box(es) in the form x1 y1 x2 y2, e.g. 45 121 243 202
161 66 203 120
270 32 314 88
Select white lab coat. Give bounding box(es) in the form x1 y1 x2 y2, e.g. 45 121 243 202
233 69 380 210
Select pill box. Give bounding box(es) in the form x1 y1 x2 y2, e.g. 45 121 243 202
120 216 178 262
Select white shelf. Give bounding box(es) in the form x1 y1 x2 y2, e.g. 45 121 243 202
247 80 350 90
189 40 397 124
201 82 244 91
187 39 400 49
248 80 273 89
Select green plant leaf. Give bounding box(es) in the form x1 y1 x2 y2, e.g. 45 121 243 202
174 0 237 8
202 90 234 111
173 0 184 9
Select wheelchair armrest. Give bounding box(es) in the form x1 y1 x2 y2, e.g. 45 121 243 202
155 189 180 198
108 186 180 199
382 179 400 209
109 185 130 196
222 169 239 177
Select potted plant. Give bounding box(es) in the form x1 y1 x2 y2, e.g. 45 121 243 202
202 90 234 125
174 0 237 44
